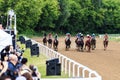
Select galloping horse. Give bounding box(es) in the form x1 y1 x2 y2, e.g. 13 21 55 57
53 39 59 51
84 36 91 52
47 33 52 48
65 38 71 51
75 38 84 52
103 33 109 50
91 38 96 50
43 37 47 46
103 39 108 50
48 39 52 48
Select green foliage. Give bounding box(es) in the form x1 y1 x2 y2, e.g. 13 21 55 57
36 0 60 32
0 0 120 34
15 0 42 33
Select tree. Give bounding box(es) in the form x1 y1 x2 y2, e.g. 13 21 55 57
36 0 60 32
55 0 71 33
15 0 43 33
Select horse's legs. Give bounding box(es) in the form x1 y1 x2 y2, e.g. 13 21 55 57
48 43 52 48
94 40 96 48
88 45 91 52
84 44 86 50
44 43 47 46
105 41 108 50
81 45 84 52
104 41 107 50
54 45 58 51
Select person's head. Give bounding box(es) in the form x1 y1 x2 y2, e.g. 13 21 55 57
15 76 26 80
21 58 28 64
66 33 70 37
87 34 90 38
105 33 108 35
22 72 33 80
29 64 37 72
4 45 13 53
4 55 9 61
54 34 58 39
92 33 95 36
4 45 10 52
9 54 18 63
81 33 83 36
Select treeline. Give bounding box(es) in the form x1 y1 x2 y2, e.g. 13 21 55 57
0 0 120 34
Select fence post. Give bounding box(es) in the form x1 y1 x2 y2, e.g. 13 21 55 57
65 59 67 74
73 64 75 77
68 61 71 77
77 66 80 77
62 57 64 72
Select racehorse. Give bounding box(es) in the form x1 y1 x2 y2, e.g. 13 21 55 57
43 37 47 46
103 39 108 50
53 39 59 51
75 38 84 52
85 40 91 52
48 39 52 48
91 38 96 50
65 38 71 51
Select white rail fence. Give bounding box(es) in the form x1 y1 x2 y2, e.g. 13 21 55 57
25 37 102 80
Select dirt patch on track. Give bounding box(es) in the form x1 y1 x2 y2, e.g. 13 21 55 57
33 37 120 80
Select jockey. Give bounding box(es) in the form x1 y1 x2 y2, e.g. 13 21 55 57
104 33 108 41
48 33 52 39
54 34 58 40
91 33 95 40
76 33 81 39
86 34 91 41
81 33 84 40
66 33 71 41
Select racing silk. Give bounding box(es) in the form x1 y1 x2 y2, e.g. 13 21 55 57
65 36 70 41
91 35 95 40
48 35 52 39
81 36 84 40
87 36 91 42
104 35 108 41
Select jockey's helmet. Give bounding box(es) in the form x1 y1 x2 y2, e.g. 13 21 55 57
81 33 83 36
87 34 90 38
92 33 95 36
55 34 58 39
66 33 70 36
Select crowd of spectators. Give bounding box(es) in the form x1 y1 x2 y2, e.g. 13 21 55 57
0 45 41 80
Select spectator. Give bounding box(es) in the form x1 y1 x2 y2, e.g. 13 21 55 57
0 45 14 60
7 54 21 80
19 58 31 75
29 65 41 79
0 59 8 76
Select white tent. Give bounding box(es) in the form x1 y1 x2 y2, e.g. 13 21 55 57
0 29 12 52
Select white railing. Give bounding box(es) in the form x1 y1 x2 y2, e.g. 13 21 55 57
24 37 102 80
